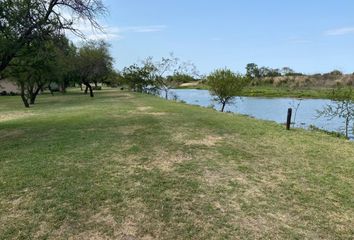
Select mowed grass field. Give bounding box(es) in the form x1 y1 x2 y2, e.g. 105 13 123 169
0 89 354 239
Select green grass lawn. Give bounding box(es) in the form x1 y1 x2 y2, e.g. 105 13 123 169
1 89 354 239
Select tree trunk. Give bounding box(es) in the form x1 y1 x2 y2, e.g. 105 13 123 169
29 85 42 104
20 82 30 108
60 83 66 94
165 90 168 100
345 116 349 139
83 82 94 97
221 102 226 112
48 84 54 96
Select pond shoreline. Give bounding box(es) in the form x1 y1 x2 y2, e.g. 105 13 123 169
166 89 354 140
176 85 354 100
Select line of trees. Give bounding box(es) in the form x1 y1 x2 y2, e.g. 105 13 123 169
3 36 113 107
0 0 113 107
245 63 303 79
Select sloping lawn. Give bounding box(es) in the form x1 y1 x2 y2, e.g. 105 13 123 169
1 89 353 239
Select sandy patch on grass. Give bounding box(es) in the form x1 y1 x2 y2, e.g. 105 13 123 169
0 112 34 122
137 106 152 111
179 82 200 87
128 106 167 116
145 112 167 116
172 130 225 147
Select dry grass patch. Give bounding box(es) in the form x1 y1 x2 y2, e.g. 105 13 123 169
145 150 193 171
185 135 223 146
0 129 25 139
0 111 34 122
68 230 111 240
174 131 225 147
128 106 167 116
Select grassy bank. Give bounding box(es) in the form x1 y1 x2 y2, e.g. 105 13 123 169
177 83 352 99
1 89 354 239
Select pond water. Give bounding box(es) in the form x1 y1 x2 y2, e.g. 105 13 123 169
165 89 353 139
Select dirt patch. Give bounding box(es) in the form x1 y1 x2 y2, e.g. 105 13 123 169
137 106 152 111
128 106 167 116
0 129 25 140
145 112 167 116
118 125 145 135
90 208 117 227
146 150 193 171
185 135 223 147
0 112 34 122
179 82 200 87
68 231 111 240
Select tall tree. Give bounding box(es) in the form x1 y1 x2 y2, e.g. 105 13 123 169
74 41 113 97
0 0 106 74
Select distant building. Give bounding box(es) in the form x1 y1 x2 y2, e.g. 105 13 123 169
0 79 20 95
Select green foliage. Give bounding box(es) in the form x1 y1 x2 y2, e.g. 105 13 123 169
207 68 248 112
121 62 156 93
3 35 73 106
246 63 260 79
0 0 106 73
74 40 113 97
168 73 196 84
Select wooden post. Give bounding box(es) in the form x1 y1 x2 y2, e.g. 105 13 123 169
286 108 292 130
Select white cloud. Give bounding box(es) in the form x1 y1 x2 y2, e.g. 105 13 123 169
122 25 167 33
67 20 166 42
325 27 354 36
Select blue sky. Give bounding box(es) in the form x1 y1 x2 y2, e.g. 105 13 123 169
83 0 354 75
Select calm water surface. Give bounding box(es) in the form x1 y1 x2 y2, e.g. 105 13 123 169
166 89 353 139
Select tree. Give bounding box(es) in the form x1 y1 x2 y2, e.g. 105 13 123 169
168 73 197 84
74 41 113 97
4 36 64 107
246 63 260 79
143 54 199 99
281 67 295 76
318 87 354 139
207 68 249 112
258 67 281 78
121 63 156 93
0 0 106 74
51 36 77 93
